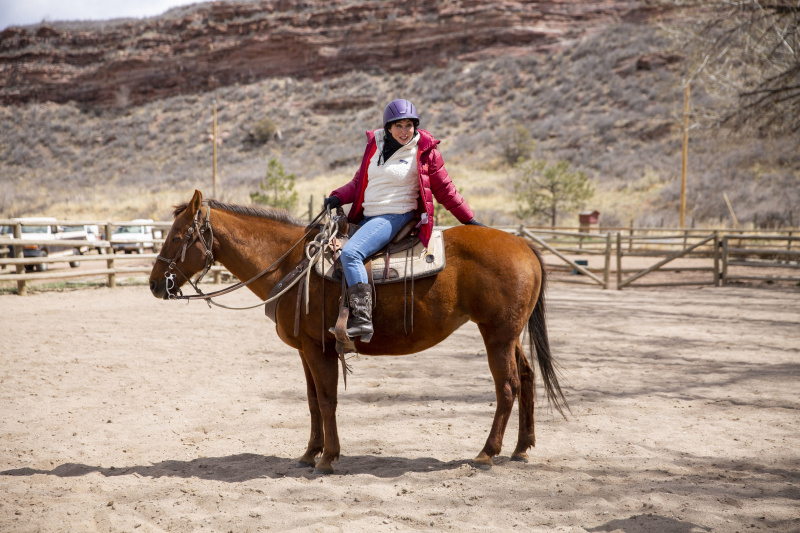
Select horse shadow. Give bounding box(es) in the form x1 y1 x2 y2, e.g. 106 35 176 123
586 514 712 533
0 453 477 482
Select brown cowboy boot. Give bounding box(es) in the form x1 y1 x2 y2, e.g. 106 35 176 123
346 282 374 342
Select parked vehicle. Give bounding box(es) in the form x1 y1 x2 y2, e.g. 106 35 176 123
2 217 81 271
111 219 160 253
60 224 102 254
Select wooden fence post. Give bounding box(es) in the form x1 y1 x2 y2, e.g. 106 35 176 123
628 225 634 252
713 231 720 287
603 232 611 290
721 235 728 286
13 222 26 296
616 232 622 290
105 223 116 289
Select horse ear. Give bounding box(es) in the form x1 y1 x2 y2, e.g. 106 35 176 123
190 190 203 212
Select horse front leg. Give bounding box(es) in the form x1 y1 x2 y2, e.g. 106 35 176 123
474 331 520 470
301 339 341 474
511 340 535 463
296 352 324 468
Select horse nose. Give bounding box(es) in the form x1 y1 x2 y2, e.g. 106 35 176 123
150 279 164 299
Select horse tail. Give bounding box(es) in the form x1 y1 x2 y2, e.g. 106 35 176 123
526 243 569 418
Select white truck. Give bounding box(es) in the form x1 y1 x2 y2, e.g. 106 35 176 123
111 219 160 253
60 224 102 254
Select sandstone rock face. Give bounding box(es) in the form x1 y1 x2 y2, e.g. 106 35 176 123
0 0 652 108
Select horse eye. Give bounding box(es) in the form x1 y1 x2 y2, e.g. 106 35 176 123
171 236 181 243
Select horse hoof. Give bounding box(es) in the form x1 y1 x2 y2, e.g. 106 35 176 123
296 460 315 468
510 452 530 463
472 456 493 471
313 465 334 475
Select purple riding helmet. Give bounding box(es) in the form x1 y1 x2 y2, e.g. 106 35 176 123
383 99 419 128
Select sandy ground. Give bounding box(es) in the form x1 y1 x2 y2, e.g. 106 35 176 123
1 282 799 533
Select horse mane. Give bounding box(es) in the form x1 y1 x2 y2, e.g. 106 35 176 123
172 199 305 227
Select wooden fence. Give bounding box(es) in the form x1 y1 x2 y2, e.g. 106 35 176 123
721 233 800 285
0 219 173 296
2 218 798 295
615 231 720 289
518 228 613 289
506 226 797 290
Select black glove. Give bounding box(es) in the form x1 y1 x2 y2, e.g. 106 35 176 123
466 219 487 227
324 196 341 210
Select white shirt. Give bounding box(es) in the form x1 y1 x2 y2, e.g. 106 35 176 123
362 129 420 217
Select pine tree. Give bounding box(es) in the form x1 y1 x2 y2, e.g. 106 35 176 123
250 158 298 213
514 159 594 227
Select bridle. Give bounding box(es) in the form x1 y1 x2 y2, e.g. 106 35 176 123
156 202 215 300
156 201 335 309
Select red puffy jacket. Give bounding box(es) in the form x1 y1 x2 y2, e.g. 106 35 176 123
330 129 474 247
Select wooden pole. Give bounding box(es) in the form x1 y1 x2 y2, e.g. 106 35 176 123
616 232 622 290
105 223 116 289
13 222 26 296
628 219 633 252
713 230 720 287
680 83 690 228
213 99 218 198
603 232 611 290
721 235 729 286
723 192 740 228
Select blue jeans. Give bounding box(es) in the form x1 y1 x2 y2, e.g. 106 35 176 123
341 211 415 286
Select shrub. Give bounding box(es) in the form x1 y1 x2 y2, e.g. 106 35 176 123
513 159 594 226
250 157 298 213
250 118 278 145
497 125 536 166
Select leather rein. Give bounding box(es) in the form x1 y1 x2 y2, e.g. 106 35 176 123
156 202 332 310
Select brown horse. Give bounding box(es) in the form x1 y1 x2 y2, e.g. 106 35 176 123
149 190 566 474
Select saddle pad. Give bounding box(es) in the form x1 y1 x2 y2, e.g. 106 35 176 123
314 230 445 284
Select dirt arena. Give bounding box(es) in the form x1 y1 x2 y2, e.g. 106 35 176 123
1 282 798 532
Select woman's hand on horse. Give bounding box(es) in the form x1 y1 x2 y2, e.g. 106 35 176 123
466 218 487 227
324 196 342 210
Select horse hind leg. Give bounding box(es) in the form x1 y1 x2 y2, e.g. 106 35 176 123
296 352 324 468
474 331 520 470
511 339 535 463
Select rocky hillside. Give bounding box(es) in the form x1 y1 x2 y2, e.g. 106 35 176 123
1 0 653 108
1 1 797 228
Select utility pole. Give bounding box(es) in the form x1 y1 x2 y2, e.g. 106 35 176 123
213 99 218 198
680 83 690 228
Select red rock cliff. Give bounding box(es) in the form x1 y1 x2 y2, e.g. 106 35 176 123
0 0 653 107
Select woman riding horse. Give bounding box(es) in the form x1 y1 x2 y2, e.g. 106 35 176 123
324 99 484 341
